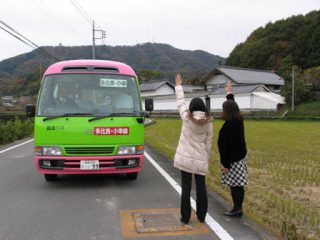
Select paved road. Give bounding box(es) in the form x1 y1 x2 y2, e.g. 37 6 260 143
0 139 275 240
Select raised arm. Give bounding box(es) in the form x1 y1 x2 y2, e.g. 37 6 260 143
175 73 189 120
225 82 235 101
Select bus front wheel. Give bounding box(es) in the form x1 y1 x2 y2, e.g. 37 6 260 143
126 172 138 180
44 174 58 182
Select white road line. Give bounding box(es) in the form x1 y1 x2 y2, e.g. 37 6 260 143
144 151 234 240
0 139 34 154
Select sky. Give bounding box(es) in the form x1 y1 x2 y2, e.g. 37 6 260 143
0 0 319 62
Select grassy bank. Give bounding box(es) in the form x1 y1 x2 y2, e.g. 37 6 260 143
145 118 320 240
287 101 320 117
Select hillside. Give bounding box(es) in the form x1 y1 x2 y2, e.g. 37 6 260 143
226 10 320 71
0 43 225 76
0 43 224 97
0 72 17 96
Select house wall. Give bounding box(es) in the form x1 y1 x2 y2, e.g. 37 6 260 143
256 86 268 92
207 94 251 110
141 91 155 97
1 96 14 104
140 84 174 98
153 98 176 110
207 75 231 86
142 91 283 111
251 95 277 109
143 94 253 111
251 92 285 109
155 85 175 95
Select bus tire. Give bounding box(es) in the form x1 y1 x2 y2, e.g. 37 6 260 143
126 172 138 180
44 174 58 182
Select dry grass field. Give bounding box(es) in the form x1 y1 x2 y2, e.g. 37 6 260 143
145 118 320 240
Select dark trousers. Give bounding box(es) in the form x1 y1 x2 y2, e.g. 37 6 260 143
230 186 245 211
180 170 207 223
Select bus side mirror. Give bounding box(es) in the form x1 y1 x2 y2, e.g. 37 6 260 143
145 98 154 112
26 104 35 118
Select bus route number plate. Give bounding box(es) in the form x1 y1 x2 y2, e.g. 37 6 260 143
80 160 99 170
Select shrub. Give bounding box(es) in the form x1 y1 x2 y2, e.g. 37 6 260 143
0 119 34 145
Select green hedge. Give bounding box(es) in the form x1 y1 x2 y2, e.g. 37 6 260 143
0 118 33 144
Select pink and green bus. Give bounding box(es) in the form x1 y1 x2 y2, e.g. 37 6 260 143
27 60 153 181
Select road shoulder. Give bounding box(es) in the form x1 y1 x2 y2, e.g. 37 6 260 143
144 144 278 240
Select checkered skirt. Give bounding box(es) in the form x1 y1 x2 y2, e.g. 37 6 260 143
221 157 248 187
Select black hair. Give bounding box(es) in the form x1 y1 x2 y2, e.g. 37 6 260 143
222 100 242 121
189 97 209 116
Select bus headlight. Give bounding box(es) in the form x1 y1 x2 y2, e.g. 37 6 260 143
117 145 144 155
35 146 62 156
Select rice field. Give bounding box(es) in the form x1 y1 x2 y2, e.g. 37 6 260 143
145 118 320 240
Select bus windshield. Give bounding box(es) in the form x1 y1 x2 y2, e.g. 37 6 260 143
37 74 141 116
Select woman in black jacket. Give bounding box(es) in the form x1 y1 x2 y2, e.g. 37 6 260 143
218 83 248 217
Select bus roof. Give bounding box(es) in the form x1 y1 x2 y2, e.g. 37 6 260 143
44 59 136 76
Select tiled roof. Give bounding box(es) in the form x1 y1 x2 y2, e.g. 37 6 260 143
202 66 285 86
139 80 174 91
182 85 204 93
210 84 269 95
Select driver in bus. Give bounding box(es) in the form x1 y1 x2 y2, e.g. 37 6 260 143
55 81 77 106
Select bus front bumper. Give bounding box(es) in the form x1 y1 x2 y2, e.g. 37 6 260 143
34 154 144 175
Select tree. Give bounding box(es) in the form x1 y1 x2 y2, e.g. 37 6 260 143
226 10 320 71
281 67 315 105
303 66 320 89
138 69 162 82
279 55 294 80
6 68 42 97
187 77 200 85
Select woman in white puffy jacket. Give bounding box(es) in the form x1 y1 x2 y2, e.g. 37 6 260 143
174 73 213 224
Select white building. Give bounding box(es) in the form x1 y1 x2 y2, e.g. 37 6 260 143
140 80 175 98
142 84 285 112
139 67 286 112
201 65 285 92
1 96 14 106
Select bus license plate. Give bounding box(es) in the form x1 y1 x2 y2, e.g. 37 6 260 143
80 160 99 170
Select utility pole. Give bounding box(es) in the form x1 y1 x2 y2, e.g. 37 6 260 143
291 66 295 112
92 21 95 59
92 21 106 59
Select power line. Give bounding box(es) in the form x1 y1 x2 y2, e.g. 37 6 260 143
29 0 83 42
0 20 60 61
0 26 35 49
68 0 106 59
1 20 40 50
69 0 103 29
69 0 93 25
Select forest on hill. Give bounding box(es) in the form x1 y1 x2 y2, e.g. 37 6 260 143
0 43 224 97
226 10 320 104
226 10 320 71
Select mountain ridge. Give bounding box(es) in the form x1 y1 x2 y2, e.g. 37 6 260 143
0 42 224 77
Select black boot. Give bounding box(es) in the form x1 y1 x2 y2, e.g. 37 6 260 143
223 209 243 218
180 217 189 225
226 187 244 218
